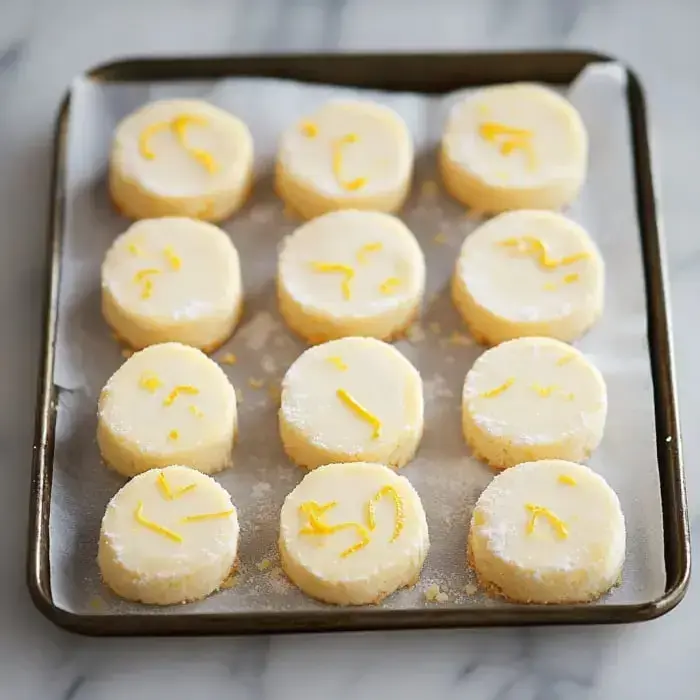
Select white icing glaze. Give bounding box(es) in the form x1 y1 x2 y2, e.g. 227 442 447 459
280 337 423 468
443 84 587 189
278 100 413 198
99 466 239 604
470 460 625 603
113 99 253 199
279 462 429 605
455 210 603 323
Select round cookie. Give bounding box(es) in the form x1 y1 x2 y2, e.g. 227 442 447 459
98 342 237 476
468 460 625 603
279 337 423 470
462 337 606 469
109 99 253 222
278 210 425 343
440 83 587 213
98 466 239 605
102 217 243 351
275 100 413 219
279 462 430 605
452 210 604 345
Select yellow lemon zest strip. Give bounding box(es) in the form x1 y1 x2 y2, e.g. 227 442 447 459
134 268 160 282
182 509 234 522
332 133 367 191
379 277 401 295
298 501 370 558
157 472 174 500
479 377 515 398
139 373 163 393
336 388 382 439
525 503 568 539
163 385 200 406
558 474 577 486
563 272 580 284
168 429 179 441
356 242 383 264
556 353 576 366
127 243 143 256
310 261 355 300
300 121 318 137
326 356 348 371
171 114 218 173
366 485 405 542
138 121 169 159
163 246 182 270
479 121 536 169
188 404 204 418
134 501 182 542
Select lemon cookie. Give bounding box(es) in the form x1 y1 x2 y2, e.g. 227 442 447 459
278 210 425 343
102 217 243 351
462 337 606 469
275 100 413 219
109 99 253 222
98 343 237 476
452 210 603 345
440 84 587 213
279 462 429 605
280 337 423 470
468 460 625 603
98 466 239 605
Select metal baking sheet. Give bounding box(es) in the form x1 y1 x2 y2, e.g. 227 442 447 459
28 52 689 635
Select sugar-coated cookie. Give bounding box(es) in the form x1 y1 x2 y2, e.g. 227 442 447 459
452 210 603 345
275 100 413 219
98 466 239 605
97 343 237 476
280 337 423 470
278 210 425 343
440 84 587 213
102 217 243 351
468 460 625 603
462 337 606 469
279 462 430 605
109 99 253 222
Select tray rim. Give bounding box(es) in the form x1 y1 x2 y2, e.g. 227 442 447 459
27 49 691 636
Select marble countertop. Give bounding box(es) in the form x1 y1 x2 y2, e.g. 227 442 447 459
1 0 699 698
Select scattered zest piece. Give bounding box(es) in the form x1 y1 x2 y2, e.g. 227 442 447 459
163 246 182 270
525 503 568 539
182 509 234 522
336 388 382 439
310 261 355 300
220 353 237 365
332 133 367 191
366 485 404 542
479 377 515 398
379 277 401 295
168 429 179 441
326 356 348 371
163 385 199 406
479 121 536 169
300 121 318 138
558 474 577 486
134 501 182 543
356 242 383 264
139 372 163 393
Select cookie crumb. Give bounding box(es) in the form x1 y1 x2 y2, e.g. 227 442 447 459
406 324 426 343
121 348 133 359
220 353 237 365
433 231 448 245
424 583 449 603
256 558 273 571
447 331 474 346
248 377 265 389
464 583 478 596
421 180 439 199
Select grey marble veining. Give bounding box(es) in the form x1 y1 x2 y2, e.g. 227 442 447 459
1 0 699 698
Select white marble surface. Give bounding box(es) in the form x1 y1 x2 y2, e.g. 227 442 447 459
1 0 699 697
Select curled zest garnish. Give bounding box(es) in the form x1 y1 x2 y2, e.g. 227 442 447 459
332 133 367 191
139 373 163 393
336 388 382 439
366 485 404 542
479 121 536 169
499 236 591 270
163 385 200 406
379 277 401 295
558 474 577 486
163 246 182 271
310 261 355 300
170 115 218 173
525 503 568 539
157 472 197 500
356 242 383 264
300 121 318 137
134 268 161 299
134 501 182 543
139 115 218 173
181 508 234 522
326 356 348 371
479 377 515 398
299 501 370 558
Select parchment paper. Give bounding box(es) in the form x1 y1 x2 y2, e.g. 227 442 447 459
50 63 666 616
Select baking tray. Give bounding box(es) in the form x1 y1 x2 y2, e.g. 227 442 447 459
28 51 690 635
